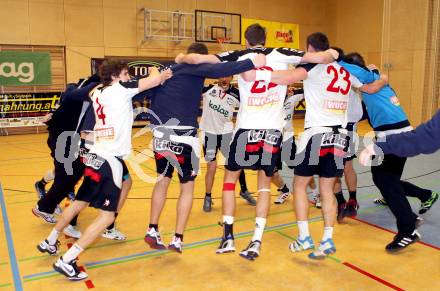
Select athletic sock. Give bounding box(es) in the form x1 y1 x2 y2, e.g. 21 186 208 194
335 191 346 205
205 192 211 197
149 224 159 231
174 233 184 241
349 191 357 200
297 221 310 240
47 228 60 245
63 243 83 263
223 215 234 239
106 212 118 230
251 217 266 242
278 184 289 194
322 227 333 241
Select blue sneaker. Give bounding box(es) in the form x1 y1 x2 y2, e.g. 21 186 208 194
308 238 336 259
289 236 315 252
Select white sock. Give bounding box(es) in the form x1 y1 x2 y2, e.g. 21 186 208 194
47 228 60 245
62 243 83 263
223 215 234 225
252 217 266 242
297 221 310 240
44 170 55 183
322 227 333 241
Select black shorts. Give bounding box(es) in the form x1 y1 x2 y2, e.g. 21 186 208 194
202 132 233 162
79 139 130 181
345 122 357 162
153 127 199 183
76 154 125 212
225 129 283 177
294 127 349 178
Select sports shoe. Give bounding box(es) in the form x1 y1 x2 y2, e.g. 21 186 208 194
274 190 291 204
239 191 257 206
374 197 387 206
344 198 359 217
54 205 63 216
144 227 166 249
63 225 82 239
289 236 315 252
203 195 213 212
37 239 60 255
34 181 46 199
315 198 322 209
308 238 336 259
385 230 421 253
416 216 424 229
168 236 183 253
309 191 321 208
32 206 57 224
419 191 439 214
216 237 235 254
53 257 88 281
337 202 347 223
102 227 126 241
239 240 261 261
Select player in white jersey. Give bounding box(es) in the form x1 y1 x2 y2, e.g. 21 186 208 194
260 33 387 259
177 23 339 260
37 60 171 280
200 76 256 212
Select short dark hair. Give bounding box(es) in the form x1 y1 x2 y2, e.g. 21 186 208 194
344 52 366 67
98 60 128 86
245 23 266 46
307 32 330 51
187 43 208 54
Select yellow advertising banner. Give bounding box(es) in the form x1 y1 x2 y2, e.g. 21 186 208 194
241 18 300 49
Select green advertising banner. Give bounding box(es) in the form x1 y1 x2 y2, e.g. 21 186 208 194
0 51 52 86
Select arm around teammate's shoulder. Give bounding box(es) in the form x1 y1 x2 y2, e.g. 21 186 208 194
301 49 338 64
359 73 388 94
175 53 220 64
138 67 172 92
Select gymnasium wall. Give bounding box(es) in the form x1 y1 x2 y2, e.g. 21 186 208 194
1 0 438 124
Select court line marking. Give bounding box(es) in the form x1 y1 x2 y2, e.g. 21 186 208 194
0 184 23 291
350 217 440 251
274 230 404 290
22 217 323 282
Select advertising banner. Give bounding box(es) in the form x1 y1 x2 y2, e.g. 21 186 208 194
0 51 52 86
241 18 300 49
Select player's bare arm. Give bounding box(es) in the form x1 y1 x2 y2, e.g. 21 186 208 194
138 67 172 92
301 48 339 64
242 67 308 85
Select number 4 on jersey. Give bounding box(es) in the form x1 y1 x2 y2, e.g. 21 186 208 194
95 98 106 125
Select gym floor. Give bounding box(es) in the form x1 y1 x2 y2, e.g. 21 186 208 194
0 121 439 290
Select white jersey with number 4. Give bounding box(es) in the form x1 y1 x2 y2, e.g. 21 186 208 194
216 47 305 130
89 80 139 159
298 62 362 128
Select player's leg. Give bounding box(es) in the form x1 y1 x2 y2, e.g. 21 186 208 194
239 170 272 260
344 159 359 217
333 177 347 223
34 169 55 198
238 170 257 205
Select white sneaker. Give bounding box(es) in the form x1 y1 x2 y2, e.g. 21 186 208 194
168 236 183 253
53 257 88 281
309 191 321 208
274 192 291 204
102 227 126 241
63 225 82 239
144 227 167 249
